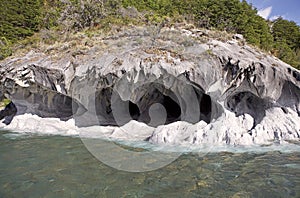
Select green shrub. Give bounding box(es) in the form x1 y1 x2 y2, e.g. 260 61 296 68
0 0 299 70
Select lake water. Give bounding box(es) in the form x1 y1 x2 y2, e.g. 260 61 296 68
0 130 299 197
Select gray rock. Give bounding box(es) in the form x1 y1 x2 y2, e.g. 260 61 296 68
0 100 17 125
0 25 299 145
0 60 86 121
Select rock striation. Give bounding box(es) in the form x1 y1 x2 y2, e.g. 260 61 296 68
0 25 299 145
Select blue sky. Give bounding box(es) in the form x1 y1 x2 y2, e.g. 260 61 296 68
245 0 300 25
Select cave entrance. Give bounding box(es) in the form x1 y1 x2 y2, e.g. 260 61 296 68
162 94 181 122
95 83 222 127
199 93 212 123
226 91 269 127
129 101 140 120
129 93 182 126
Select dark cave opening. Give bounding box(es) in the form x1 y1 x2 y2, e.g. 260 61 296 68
128 91 181 126
199 92 212 123
95 83 222 127
226 91 269 127
129 101 140 120
162 94 181 123
277 81 300 116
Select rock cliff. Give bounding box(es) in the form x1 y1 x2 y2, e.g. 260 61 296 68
0 25 299 145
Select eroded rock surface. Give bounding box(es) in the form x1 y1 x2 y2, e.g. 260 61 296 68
0 25 299 145
0 97 17 125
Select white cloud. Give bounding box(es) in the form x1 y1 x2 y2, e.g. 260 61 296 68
257 6 272 19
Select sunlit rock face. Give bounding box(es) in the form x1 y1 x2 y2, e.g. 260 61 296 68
0 25 299 145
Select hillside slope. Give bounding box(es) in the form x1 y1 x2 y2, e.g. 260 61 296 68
0 0 299 69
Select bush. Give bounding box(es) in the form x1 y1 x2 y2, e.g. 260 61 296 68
0 0 299 70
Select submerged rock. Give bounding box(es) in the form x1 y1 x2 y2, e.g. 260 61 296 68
0 25 299 145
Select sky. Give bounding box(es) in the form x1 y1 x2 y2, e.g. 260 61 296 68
245 0 300 25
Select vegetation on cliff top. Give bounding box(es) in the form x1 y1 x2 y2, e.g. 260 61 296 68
0 0 299 69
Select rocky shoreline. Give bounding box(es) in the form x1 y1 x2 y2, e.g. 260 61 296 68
0 25 299 146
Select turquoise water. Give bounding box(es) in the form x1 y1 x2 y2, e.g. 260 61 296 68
0 131 299 197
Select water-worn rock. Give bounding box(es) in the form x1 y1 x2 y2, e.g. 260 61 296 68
0 97 17 125
0 62 85 120
110 120 155 141
0 25 299 145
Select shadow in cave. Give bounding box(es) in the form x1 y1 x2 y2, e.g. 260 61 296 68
226 91 270 127
129 101 140 120
194 89 212 124
95 84 222 127
133 93 182 126
277 81 300 116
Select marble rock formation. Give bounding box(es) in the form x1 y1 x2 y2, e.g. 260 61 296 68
0 25 299 145
0 97 17 125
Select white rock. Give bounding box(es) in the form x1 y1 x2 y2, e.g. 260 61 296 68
110 120 155 141
0 113 78 136
149 121 195 144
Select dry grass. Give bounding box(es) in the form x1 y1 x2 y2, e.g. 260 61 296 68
9 23 238 61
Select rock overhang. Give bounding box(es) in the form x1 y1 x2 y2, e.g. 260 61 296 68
0 25 299 145
91 68 223 127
